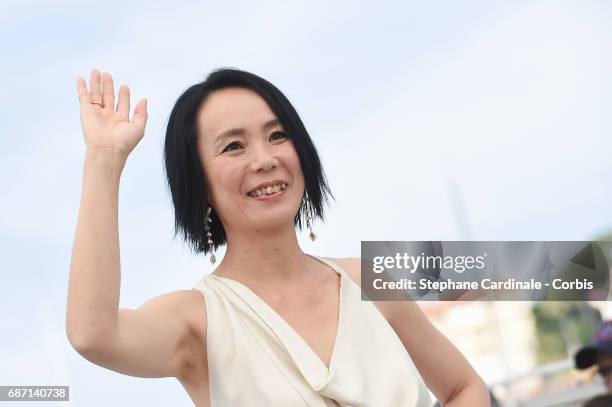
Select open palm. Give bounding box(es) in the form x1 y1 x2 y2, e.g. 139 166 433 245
77 69 148 158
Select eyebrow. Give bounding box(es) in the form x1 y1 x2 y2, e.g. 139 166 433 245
213 118 281 147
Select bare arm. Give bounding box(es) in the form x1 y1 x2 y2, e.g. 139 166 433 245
333 257 490 407
66 146 125 348
66 69 202 379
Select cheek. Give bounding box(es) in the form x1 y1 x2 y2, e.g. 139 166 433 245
205 163 242 202
219 169 242 193
284 146 304 178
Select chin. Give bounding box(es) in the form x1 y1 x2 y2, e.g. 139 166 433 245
248 207 297 226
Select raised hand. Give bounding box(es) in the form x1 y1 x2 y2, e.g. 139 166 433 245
77 69 148 158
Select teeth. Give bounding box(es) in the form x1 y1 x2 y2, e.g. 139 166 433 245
248 183 287 197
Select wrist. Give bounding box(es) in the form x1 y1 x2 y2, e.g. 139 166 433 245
84 147 128 173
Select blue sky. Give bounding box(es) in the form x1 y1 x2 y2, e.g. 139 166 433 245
1 0 611 405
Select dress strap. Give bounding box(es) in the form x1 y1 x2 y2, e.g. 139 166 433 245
306 254 345 277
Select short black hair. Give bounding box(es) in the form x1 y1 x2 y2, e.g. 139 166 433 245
163 68 334 255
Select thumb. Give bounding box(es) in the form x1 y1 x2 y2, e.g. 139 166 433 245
132 98 148 128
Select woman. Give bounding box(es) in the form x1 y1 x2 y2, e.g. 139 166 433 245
66 68 489 406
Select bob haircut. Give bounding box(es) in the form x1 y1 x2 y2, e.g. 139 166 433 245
164 68 334 255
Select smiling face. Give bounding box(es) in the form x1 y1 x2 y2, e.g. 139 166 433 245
196 87 305 235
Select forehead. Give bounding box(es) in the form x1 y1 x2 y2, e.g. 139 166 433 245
197 87 277 143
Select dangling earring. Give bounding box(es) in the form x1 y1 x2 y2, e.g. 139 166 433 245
204 206 216 264
304 195 317 241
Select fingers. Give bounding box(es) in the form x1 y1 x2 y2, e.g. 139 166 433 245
76 77 90 104
79 69 141 121
101 72 115 110
116 84 130 119
132 98 148 128
89 69 103 107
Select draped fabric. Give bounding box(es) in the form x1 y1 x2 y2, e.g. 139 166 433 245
192 254 432 407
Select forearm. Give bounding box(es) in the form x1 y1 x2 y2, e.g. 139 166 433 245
66 148 127 348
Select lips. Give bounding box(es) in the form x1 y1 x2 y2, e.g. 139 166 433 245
248 186 287 201
246 179 289 196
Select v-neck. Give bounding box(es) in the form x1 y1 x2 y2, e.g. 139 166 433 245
208 254 346 390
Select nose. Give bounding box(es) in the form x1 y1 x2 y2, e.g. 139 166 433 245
249 143 278 173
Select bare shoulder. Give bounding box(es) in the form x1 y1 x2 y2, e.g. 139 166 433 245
323 257 362 287
142 289 206 335
164 289 206 338
143 289 208 381
144 288 202 310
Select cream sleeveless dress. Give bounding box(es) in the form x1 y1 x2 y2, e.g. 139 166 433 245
191 254 432 407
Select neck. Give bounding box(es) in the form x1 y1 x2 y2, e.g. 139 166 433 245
219 221 313 283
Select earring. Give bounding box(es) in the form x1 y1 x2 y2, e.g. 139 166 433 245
304 196 317 241
204 206 216 264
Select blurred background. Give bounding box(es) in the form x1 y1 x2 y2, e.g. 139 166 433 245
0 0 610 405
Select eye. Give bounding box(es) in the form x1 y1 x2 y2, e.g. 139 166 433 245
222 132 286 153
270 131 287 141
222 141 242 153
